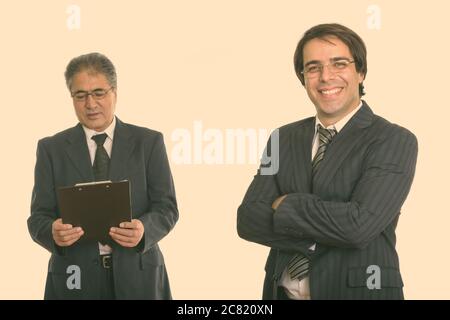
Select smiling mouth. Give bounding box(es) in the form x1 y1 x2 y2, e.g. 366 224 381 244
318 87 343 96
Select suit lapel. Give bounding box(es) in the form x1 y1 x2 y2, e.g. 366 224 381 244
109 118 135 181
64 124 94 182
290 118 315 193
312 101 374 193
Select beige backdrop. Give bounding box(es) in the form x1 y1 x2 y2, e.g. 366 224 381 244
0 0 449 299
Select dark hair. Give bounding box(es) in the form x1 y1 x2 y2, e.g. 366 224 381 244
64 52 117 90
294 23 367 96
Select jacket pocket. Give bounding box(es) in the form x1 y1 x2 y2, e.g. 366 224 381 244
347 266 404 288
140 246 164 269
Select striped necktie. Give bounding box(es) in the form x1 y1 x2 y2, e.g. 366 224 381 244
312 125 337 176
287 124 337 280
92 133 110 181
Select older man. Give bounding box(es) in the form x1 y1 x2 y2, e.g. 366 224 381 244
28 52 178 299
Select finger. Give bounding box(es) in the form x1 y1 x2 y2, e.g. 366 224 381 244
58 230 84 243
59 236 82 247
109 231 135 243
132 219 144 229
53 219 73 231
56 227 83 237
110 227 136 237
56 232 83 246
110 231 135 243
118 221 136 229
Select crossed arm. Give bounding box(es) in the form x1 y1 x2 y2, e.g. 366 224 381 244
237 129 418 251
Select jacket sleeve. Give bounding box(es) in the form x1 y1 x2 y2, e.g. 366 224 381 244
273 128 418 249
138 132 179 253
237 135 315 256
28 139 64 255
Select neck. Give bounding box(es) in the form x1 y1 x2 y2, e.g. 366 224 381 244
317 116 336 128
317 99 361 127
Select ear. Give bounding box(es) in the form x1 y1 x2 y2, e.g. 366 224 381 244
358 72 365 83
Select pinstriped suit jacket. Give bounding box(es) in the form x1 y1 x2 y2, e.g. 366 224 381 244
237 101 418 299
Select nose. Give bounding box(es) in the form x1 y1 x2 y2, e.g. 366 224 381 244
319 64 336 82
85 93 97 109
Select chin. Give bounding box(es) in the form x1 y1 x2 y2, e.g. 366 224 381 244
317 103 342 115
83 121 101 131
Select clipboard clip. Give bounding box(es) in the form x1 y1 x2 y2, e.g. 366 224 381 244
75 180 113 191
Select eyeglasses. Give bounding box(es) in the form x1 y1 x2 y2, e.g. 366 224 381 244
71 87 114 102
301 59 355 79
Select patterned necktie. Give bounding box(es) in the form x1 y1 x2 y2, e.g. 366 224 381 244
287 124 337 280
92 133 110 181
312 125 337 176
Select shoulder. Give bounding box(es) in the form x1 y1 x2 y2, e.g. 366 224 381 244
360 101 417 145
276 117 315 136
370 114 417 146
118 120 165 152
36 124 79 149
120 121 163 139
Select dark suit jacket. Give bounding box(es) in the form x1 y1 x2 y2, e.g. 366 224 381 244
237 101 418 300
28 117 179 299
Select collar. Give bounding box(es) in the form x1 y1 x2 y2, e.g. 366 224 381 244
315 101 363 133
82 116 116 141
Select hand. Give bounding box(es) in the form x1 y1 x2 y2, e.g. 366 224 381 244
272 195 288 210
52 218 84 247
109 219 145 248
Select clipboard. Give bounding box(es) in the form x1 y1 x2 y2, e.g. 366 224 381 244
57 180 132 244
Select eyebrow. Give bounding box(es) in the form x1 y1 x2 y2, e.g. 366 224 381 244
304 56 353 67
72 88 105 94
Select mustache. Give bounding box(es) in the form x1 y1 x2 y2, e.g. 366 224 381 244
86 111 101 115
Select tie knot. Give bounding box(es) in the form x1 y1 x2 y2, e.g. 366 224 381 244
91 133 108 146
317 125 337 144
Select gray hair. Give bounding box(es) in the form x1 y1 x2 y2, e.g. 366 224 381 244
64 52 117 90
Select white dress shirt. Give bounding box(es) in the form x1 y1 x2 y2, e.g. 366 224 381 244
82 117 116 255
281 102 362 300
